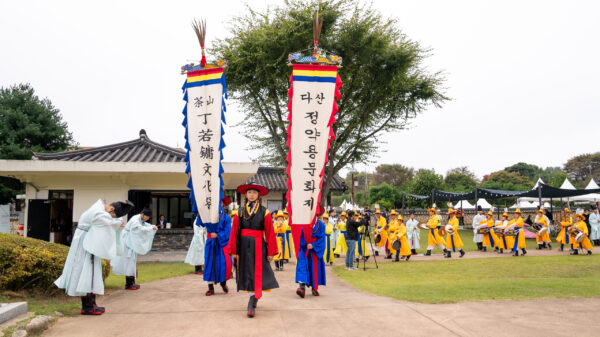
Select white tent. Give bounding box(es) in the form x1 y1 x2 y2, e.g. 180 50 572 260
474 198 493 209
570 179 600 202
453 200 474 209
559 178 577 190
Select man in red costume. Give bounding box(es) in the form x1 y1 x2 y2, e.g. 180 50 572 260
229 182 279 318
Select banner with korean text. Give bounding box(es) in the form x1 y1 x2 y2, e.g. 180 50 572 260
182 67 227 230
286 64 342 257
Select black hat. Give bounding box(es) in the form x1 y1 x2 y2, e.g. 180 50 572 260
141 206 152 217
347 210 355 217
477 205 483 211
111 200 134 217
409 210 415 215
591 205 598 210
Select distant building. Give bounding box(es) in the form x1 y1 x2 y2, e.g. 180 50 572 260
0 129 346 249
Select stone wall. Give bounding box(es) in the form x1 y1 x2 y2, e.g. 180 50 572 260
151 229 193 251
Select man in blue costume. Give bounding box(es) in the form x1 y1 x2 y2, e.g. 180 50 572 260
55 199 134 315
204 197 233 296
295 207 327 298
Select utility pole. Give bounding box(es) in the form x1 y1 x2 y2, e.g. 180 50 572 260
351 173 355 206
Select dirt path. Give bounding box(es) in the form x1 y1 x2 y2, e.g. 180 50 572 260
44 248 600 337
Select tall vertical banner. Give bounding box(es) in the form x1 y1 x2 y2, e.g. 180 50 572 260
286 64 342 257
182 68 227 230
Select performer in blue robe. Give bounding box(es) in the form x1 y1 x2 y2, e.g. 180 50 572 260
111 207 157 290
204 197 233 296
295 216 327 298
55 199 133 315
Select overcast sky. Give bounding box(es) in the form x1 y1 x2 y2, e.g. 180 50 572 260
1 0 598 180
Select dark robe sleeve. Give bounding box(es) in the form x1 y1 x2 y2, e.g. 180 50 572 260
311 220 326 257
263 212 278 257
219 214 232 248
229 215 239 255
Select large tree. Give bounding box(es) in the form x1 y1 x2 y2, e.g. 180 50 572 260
372 164 414 188
445 167 477 193
368 182 402 209
0 83 76 202
407 169 445 208
214 0 447 204
563 153 600 185
481 170 532 191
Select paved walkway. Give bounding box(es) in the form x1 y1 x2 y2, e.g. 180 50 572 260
44 248 600 337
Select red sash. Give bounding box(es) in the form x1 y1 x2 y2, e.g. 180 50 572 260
241 229 264 299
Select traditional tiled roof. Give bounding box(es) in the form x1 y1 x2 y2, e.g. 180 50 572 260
33 130 185 163
246 166 347 192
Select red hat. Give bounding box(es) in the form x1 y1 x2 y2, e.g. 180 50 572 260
221 197 232 207
237 182 269 196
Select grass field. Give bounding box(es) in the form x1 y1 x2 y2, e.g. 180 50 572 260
413 229 544 253
334 255 600 303
104 262 194 289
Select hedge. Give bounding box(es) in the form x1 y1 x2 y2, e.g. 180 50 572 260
0 233 110 293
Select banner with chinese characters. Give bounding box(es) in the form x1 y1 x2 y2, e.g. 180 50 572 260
182 67 226 229
286 64 342 257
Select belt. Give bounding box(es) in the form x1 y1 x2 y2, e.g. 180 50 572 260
241 229 265 300
207 233 217 239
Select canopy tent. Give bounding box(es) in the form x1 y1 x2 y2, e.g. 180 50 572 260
474 198 493 209
569 179 600 202
453 200 474 209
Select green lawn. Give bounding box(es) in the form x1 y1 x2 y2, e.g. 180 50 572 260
414 229 543 253
334 255 600 303
104 262 194 289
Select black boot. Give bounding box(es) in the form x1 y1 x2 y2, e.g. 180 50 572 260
559 244 564 252
405 254 411 261
513 250 519 257
425 250 431 256
444 249 451 258
311 287 320 296
572 249 579 255
220 281 229 294
205 283 215 296
375 251 379 256
477 242 483 251
125 276 140 290
498 248 503 254
482 246 487 252
385 253 392 259
548 244 552 250
536 244 542 250
459 249 465 258
521 248 527 256
296 283 306 298
247 296 256 318
195 265 203 274
587 250 593 255
274 260 280 271
91 294 104 313
80 294 103 315
411 249 417 255
394 255 399 262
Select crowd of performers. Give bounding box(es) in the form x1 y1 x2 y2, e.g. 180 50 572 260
54 182 599 318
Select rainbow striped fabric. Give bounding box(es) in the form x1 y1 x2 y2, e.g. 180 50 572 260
186 68 224 88
292 64 337 83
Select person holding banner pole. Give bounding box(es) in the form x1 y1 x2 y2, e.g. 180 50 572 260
204 197 233 296
273 211 287 271
229 182 279 318
296 207 327 298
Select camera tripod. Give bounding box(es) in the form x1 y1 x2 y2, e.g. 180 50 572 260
357 223 379 271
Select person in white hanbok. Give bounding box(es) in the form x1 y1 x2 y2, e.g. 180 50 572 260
54 199 133 315
472 206 485 251
406 210 420 254
590 205 600 246
111 207 157 290
185 215 208 274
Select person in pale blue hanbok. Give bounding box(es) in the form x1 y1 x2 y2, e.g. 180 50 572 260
54 199 133 315
185 217 207 274
590 205 600 245
111 207 157 290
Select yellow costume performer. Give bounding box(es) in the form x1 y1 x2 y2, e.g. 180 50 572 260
389 215 412 261
535 209 552 250
283 211 294 261
570 214 594 255
386 212 400 258
445 209 465 258
482 211 500 250
509 209 526 256
273 211 286 271
495 213 514 254
333 212 348 256
556 208 574 252
374 210 388 256
425 208 447 256
323 213 335 264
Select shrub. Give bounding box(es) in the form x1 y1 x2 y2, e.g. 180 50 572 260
0 233 110 293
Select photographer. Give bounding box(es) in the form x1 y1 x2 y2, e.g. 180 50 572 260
345 210 369 270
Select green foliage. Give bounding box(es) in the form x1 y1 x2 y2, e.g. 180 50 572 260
372 164 414 188
505 162 541 182
548 171 567 188
563 152 600 186
214 0 447 201
445 167 477 192
407 169 445 208
481 170 532 191
0 233 109 293
0 83 76 203
368 183 402 209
